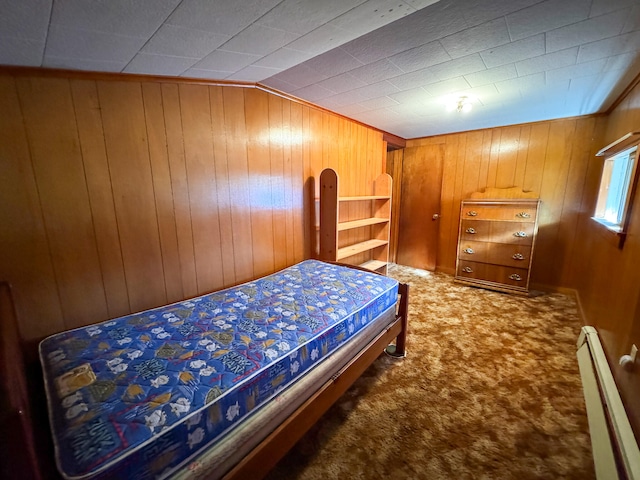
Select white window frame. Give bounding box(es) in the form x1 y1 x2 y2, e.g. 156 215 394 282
593 132 640 247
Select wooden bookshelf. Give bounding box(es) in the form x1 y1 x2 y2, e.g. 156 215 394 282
319 168 392 274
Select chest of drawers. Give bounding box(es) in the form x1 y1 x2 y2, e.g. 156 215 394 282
455 198 540 295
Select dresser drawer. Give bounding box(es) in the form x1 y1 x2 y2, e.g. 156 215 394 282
487 244 532 268
458 241 489 263
457 260 529 288
461 220 491 241
489 222 535 245
462 220 535 245
461 204 537 222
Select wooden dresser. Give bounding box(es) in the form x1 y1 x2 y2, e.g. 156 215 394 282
455 190 540 295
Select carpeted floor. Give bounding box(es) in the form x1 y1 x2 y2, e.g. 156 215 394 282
266 264 595 480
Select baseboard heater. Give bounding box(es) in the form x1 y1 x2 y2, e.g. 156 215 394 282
577 326 640 479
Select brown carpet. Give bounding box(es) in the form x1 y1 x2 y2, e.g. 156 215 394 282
265 264 594 480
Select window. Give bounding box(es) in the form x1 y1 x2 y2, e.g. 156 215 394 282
593 146 638 232
592 132 640 246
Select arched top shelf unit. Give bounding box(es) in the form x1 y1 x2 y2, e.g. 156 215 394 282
318 168 392 274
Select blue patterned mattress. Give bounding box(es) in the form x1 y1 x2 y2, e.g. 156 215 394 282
40 260 398 479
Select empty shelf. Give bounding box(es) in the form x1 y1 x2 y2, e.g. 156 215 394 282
337 239 388 260
339 195 390 201
359 260 387 271
337 217 389 231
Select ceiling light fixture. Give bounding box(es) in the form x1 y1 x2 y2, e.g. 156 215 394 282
455 96 472 113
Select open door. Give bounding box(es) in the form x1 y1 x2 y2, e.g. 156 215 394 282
393 145 444 271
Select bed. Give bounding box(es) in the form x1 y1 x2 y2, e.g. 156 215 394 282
1 259 409 480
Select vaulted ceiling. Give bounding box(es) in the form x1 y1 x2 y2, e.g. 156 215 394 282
2 0 639 139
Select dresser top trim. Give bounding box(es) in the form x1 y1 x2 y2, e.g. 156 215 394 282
468 187 539 199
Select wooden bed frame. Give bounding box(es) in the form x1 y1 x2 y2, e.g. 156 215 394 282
0 272 409 480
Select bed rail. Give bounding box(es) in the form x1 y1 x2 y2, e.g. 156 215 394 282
0 266 409 480
222 280 409 480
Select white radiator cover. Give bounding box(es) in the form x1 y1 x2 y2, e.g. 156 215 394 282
577 326 640 479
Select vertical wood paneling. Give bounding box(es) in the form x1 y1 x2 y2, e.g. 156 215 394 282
0 72 387 341
245 88 275 278
309 108 323 190
328 115 340 174
494 126 520 188
386 148 404 264
555 117 595 287
223 87 254 283
533 120 576 286
71 79 132 317
309 108 324 260
268 94 288 271
478 130 493 188
486 129 501 187
514 125 531 188
98 81 166 312
180 84 224 293
302 106 314 259
161 83 198 298
210 86 236 286
353 124 367 266
321 112 330 170
290 102 304 263
140 82 184 303
522 123 550 194
18 77 108 328
0 76 64 339
282 100 296 266
460 130 484 196
439 135 460 271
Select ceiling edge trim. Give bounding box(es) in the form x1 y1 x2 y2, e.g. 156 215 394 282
406 112 607 143
255 83 406 147
605 69 640 115
0 65 256 88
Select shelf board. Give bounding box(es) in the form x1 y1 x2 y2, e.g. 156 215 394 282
339 195 390 201
337 239 388 260
337 217 389 231
596 132 640 156
359 260 387 272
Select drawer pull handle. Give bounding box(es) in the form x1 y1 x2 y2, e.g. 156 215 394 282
463 248 475 254
465 227 476 234
512 253 525 260
513 231 527 238
516 212 531 218
466 211 478 217
509 274 522 281
462 267 473 273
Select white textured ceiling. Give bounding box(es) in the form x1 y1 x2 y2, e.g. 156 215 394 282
2 0 639 139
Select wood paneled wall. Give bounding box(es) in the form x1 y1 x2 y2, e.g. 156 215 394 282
0 71 385 342
572 79 640 435
399 77 640 436
386 149 404 263
404 116 606 289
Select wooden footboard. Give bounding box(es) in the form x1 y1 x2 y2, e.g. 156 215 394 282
393 282 409 356
0 277 408 480
222 281 409 480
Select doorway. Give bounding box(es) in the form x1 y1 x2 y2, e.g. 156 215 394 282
387 145 444 271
